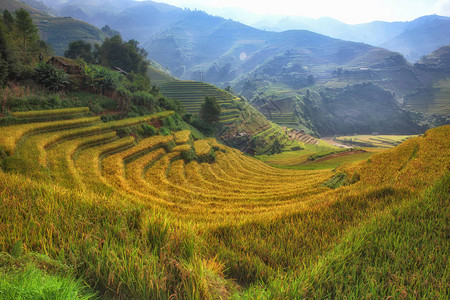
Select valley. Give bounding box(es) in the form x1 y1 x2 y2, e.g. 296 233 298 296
0 1 449 299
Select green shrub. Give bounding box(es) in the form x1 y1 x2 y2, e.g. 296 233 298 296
123 73 151 93
83 65 123 94
116 127 132 138
35 62 69 91
68 75 83 91
141 124 157 137
158 96 184 114
0 58 8 86
132 91 155 109
7 94 65 111
158 127 170 136
192 118 214 135
180 148 197 162
90 103 103 114
0 147 7 160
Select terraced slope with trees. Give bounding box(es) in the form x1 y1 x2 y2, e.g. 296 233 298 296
159 80 292 154
0 107 448 298
160 81 240 119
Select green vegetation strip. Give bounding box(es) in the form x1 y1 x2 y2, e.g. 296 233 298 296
12 107 90 119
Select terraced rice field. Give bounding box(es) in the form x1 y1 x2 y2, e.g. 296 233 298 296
0 108 338 224
1 107 449 299
406 77 450 115
160 81 241 123
267 113 297 125
283 127 320 145
335 134 418 148
3 109 447 228
147 66 176 86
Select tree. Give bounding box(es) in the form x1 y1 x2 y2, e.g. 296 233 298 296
14 8 38 52
200 96 221 124
271 139 283 154
96 35 149 75
0 21 9 86
64 40 94 63
101 25 120 37
2 10 14 29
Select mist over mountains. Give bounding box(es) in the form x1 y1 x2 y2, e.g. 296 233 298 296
37 0 450 63
7 0 450 135
250 14 450 62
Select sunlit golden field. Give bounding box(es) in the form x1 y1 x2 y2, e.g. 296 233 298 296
0 108 449 299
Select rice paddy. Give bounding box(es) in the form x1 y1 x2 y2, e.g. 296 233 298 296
0 107 448 299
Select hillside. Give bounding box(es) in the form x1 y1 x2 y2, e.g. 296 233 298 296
33 0 450 135
42 1 450 64
39 0 400 83
147 64 176 86
382 18 450 62
0 106 448 298
159 80 291 154
0 0 108 55
250 14 450 62
42 0 137 28
232 42 450 135
404 46 450 117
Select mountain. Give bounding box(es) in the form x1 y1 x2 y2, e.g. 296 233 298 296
250 14 450 62
21 0 450 134
18 0 58 16
141 10 398 85
405 45 450 116
0 0 108 55
382 17 450 62
41 0 137 28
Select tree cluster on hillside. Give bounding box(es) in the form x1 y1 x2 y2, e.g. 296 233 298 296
64 36 149 75
0 9 184 122
0 8 51 85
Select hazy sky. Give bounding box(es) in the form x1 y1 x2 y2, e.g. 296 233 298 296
149 0 450 24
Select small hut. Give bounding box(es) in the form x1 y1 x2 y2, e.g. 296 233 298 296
47 56 83 76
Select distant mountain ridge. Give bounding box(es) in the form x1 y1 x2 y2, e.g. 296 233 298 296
250 14 450 62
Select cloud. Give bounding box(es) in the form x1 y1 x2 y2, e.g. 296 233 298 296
436 0 450 15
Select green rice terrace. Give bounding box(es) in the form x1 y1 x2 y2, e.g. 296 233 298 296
406 77 450 115
147 65 176 87
160 81 241 123
335 134 419 148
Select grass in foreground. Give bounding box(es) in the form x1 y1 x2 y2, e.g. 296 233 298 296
238 172 449 299
0 253 97 300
